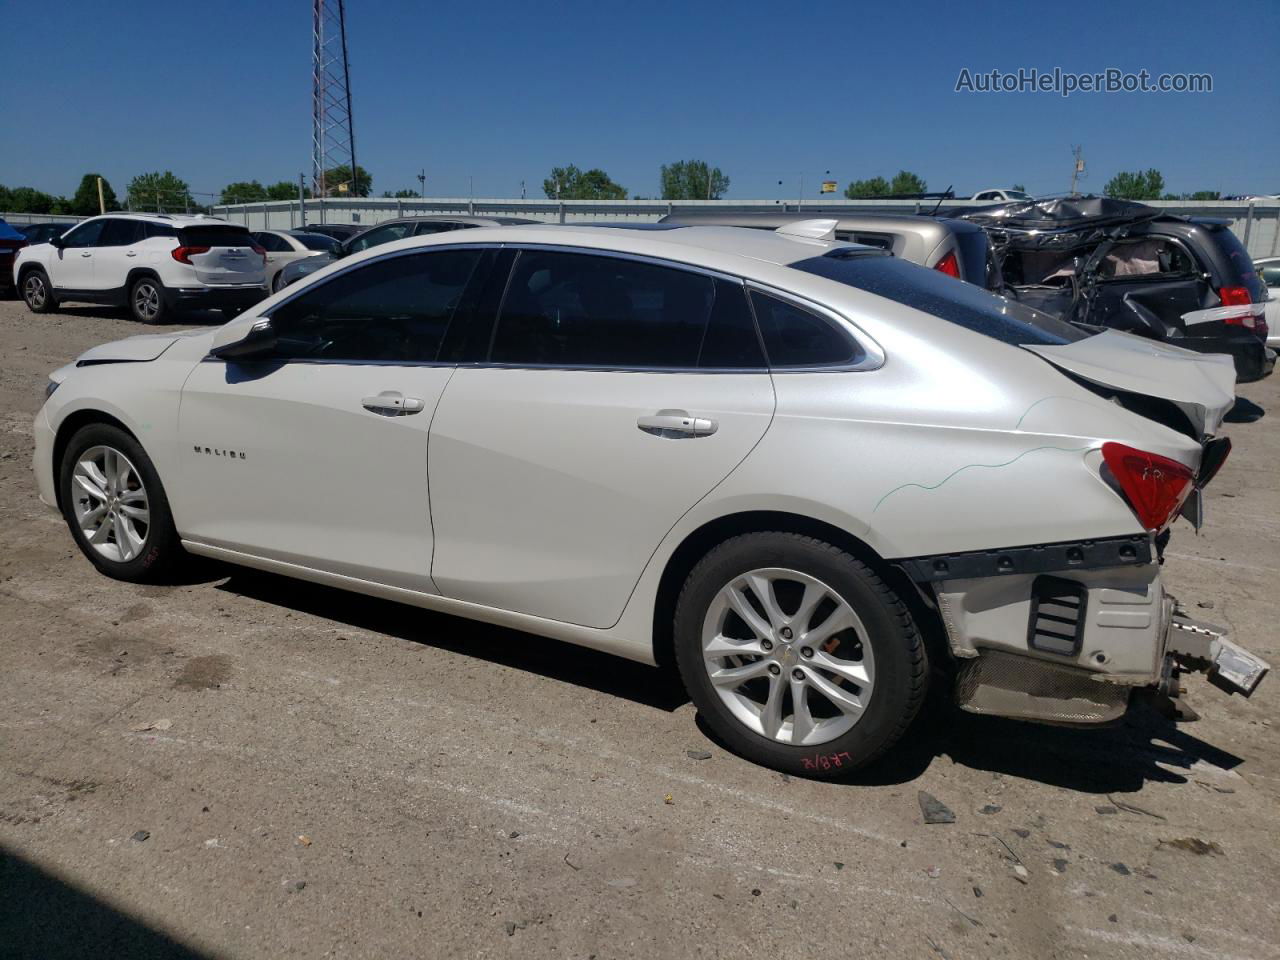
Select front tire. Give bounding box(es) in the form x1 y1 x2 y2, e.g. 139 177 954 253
129 276 167 324
59 423 186 583
674 532 927 776
22 269 58 313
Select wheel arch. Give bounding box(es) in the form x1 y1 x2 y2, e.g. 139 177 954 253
125 267 163 289
51 409 139 510
650 510 950 673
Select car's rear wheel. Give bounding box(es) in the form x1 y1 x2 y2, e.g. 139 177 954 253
272 270 287 293
22 269 58 313
129 276 167 324
59 423 186 583
674 532 927 776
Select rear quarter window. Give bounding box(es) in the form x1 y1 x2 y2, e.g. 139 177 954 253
1202 226 1264 302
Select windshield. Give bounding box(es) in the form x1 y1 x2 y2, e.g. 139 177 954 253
294 233 339 251
791 250 1089 346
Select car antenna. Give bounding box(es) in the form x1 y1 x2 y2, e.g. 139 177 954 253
929 186 952 217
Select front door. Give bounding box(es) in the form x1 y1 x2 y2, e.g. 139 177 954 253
174 246 488 592
428 247 776 628
52 218 106 291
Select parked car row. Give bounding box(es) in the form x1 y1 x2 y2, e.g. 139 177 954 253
28 215 1269 776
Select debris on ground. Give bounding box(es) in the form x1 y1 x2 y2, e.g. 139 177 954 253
1197 600 1215 609
285 880 306 892
663 794 674 805
1108 914 1118 923
1159 837 1224 856
918 791 955 824
685 749 712 760
979 804 1002 815
1110 863 1131 876
130 718 172 732
751 888 761 896
1012 864 1029 883
945 898 982 927
1108 794 1166 820
130 830 150 842
833 861 844 871
1048 840 1070 850
1095 805 1119 815
1012 828 1030 839
925 865 941 878
1052 859 1068 874
297 835 312 846
972 886 983 898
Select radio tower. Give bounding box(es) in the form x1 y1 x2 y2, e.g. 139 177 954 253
312 0 357 199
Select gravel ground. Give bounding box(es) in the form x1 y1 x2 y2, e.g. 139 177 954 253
1 297 1277 960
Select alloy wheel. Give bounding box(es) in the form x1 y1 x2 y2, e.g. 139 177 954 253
700 567 875 746
133 282 160 322
71 445 150 563
24 274 47 309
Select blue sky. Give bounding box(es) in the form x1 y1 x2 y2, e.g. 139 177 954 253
2 0 1277 201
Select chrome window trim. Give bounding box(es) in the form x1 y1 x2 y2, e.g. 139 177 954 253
232 239 882 374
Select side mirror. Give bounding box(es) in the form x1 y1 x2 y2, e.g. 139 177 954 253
209 318 278 360
49 234 65 249
334 240 350 259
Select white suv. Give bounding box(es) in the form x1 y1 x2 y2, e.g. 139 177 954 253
14 214 268 324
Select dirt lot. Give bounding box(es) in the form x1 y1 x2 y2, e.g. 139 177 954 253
0 297 1277 960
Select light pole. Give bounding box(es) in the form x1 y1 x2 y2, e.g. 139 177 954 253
417 169 426 198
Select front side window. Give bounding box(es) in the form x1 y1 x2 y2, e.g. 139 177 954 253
346 222 415 253
62 220 106 248
489 249 764 369
750 291 862 367
265 249 483 363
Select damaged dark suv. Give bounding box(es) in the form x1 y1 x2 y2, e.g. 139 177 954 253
956 197 1274 382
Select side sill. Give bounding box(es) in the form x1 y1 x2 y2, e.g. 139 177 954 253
180 540 657 666
895 534 1152 583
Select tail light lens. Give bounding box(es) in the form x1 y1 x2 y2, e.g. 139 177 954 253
171 245 210 264
934 251 960 278
1218 285 1267 341
1101 442 1196 532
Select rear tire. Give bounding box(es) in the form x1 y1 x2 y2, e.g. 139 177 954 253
674 532 927 777
129 276 167 324
59 423 186 583
22 269 58 313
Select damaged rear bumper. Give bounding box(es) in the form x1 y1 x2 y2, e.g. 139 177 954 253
907 540 1269 724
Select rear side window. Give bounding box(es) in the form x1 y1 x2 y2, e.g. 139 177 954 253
1205 226 1264 302
490 250 765 369
791 251 1087 346
294 233 338 251
750 292 862 367
97 219 144 246
265 249 483 363
179 225 254 248
253 232 291 252
145 222 178 239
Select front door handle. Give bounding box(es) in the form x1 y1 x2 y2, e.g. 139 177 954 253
637 409 717 439
362 390 425 416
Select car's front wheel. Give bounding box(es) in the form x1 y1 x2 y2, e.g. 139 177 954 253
59 423 186 582
674 532 927 776
129 276 167 324
22 269 58 313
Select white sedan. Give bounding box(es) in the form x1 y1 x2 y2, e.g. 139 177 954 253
33 222 1267 774
250 229 342 293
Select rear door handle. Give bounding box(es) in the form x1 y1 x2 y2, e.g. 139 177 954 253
362 390 425 416
80 252 92 258
637 409 717 439
125 251 137 257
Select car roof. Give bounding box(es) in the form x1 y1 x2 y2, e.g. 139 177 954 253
657 210 979 238
81 213 243 227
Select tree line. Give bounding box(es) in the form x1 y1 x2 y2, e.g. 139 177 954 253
0 163 1241 215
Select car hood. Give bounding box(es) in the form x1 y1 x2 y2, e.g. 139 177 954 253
1023 330 1236 436
75 328 209 365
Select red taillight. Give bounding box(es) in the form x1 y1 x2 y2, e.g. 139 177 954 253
171 245 210 264
934 250 960 278
1218 285 1267 340
1101 442 1196 533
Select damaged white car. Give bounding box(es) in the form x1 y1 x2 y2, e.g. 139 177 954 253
32 222 1269 775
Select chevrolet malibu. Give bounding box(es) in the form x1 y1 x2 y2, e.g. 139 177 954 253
33 222 1268 774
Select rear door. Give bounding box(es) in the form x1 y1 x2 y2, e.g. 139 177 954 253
181 225 265 285
427 247 776 628
94 218 145 290
1083 233 1210 336
176 246 490 589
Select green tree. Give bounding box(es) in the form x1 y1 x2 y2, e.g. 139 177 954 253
889 170 927 195
128 171 195 211
844 176 891 199
1103 168 1165 201
320 164 372 197
1188 190 1220 201
7 186 56 214
660 159 730 200
381 188 419 198
266 180 307 201
70 174 119 215
220 180 269 204
1012 183 1026 192
0 184 10 210
542 165 627 200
